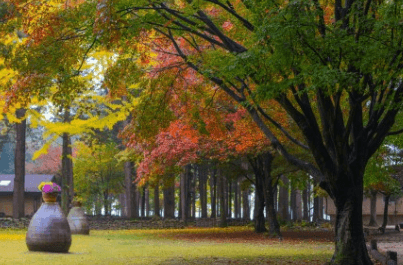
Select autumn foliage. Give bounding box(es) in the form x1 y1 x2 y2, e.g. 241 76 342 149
26 145 62 174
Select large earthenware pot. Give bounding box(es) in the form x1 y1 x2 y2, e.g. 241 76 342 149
67 206 90 235
26 202 72 253
42 192 57 203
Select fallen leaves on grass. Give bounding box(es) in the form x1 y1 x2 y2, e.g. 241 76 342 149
156 227 334 244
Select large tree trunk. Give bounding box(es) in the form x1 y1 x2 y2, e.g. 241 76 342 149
228 179 232 218
368 190 377 227
218 171 227 227
198 164 208 218
95 195 102 216
295 189 302 221
61 107 73 215
290 185 297 221
154 183 160 217
141 186 146 217
249 152 281 235
210 167 217 218
266 184 280 236
250 159 266 233
145 187 149 217
254 180 266 233
302 187 309 221
122 101 138 219
61 132 71 215
180 165 191 222
313 195 320 223
103 192 109 216
242 182 250 220
331 184 372 264
67 138 74 201
234 179 240 219
13 108 26 219
190 166 195 219
123 161 138 218
278 175 289 222
163 178 175 219
381 194 390 233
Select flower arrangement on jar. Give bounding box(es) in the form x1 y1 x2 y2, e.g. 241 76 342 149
26 181 71 252
38 182 61 202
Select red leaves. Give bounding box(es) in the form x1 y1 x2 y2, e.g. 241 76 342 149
136 121 200 181
222 21 234 32
26 146 62 174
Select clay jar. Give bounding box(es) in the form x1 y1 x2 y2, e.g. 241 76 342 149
42 192 57 203
26 193 72 253
67 202 90 235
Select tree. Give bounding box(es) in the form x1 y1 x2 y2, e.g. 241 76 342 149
88 1 403 263
73 141 124 216
13 108 26 219
365 146 403 231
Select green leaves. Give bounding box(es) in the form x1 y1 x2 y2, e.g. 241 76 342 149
74 141 124 207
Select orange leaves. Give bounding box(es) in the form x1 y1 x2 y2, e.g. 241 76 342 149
222 21 234 32
26 146 62 174
166 121 199 144
323 5 334 25
5 73 48 110
136 120 201 180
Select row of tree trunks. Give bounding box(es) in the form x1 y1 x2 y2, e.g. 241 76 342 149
275 178 325 223
121 161 326 224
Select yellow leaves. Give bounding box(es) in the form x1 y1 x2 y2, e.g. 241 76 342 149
0 65 16 87
32 134 58 161
2 34 16 46
0 233 25 241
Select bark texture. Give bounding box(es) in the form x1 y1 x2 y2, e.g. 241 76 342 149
154 184 160 217
124 161 138 218
13 108 26 219
163 177 175 218
368 190 378 227
249 152 281 236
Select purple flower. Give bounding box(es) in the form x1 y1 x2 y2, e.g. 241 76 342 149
40 183 61 193
42 185 54 193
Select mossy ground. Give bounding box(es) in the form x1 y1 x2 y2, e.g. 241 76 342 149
0 227 333 264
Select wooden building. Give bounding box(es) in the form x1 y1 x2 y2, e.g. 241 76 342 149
325 194 403 226
0 174 54 217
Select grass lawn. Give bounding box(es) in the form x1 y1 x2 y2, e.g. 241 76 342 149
0 227 333 264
